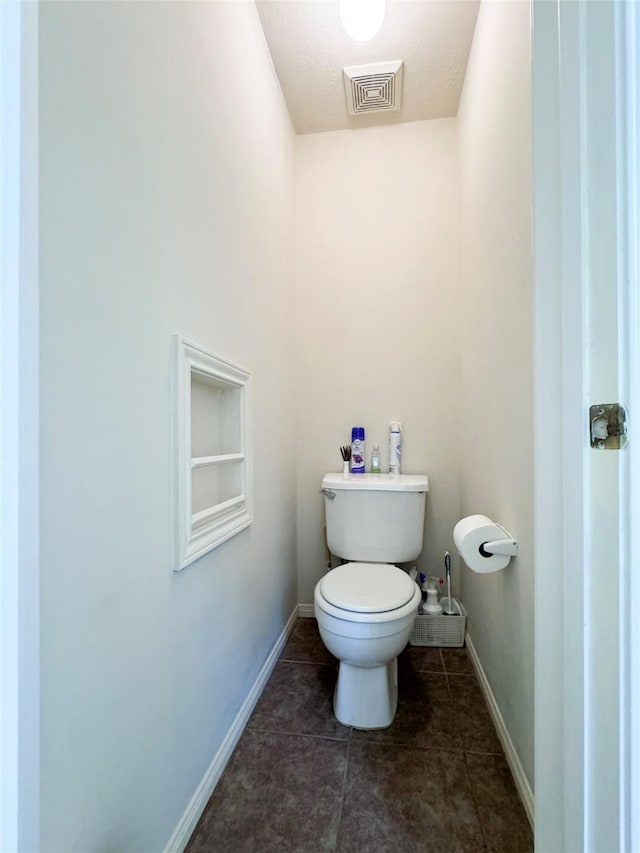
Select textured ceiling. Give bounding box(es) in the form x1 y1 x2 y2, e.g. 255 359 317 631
256 0 480 135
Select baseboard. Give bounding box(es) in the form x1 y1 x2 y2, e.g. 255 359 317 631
163 604 299 853
297 603 315 618
465 633 535 830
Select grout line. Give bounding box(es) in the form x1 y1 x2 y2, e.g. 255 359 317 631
244 726 351 744
408 666 448 675
436 648 454 697
465 746 507 757
278 657 336 666
440 648 453 697
348 736 465 755
333 734 352 851
461 750 492 853
444 671 452 697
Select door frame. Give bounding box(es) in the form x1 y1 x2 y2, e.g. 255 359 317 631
532 1 638 850
620 2 640 849
532 2 585 848
0 3 39 850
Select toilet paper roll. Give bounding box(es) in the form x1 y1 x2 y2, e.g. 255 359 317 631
453 515 511 573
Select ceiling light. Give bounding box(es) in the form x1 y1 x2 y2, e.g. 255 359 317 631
339 0 386 42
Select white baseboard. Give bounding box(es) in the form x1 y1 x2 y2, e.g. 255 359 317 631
297 603 315 618
465 633 535 830
163 605 299 853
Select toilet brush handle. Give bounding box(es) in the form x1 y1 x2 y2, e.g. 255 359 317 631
444 551 455 615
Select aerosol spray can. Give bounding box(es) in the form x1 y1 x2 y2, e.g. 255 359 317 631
350 426 366 474
389 421 402 474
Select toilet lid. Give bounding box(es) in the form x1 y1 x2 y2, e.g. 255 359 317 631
319 563 416 614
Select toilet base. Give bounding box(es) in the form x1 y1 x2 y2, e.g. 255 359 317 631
333 658 398 729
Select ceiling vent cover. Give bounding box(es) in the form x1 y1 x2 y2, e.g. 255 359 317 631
343 60 403 116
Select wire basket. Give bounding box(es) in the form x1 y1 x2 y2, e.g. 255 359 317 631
409 597 467 648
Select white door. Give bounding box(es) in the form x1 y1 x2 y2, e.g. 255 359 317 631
533 1 639 851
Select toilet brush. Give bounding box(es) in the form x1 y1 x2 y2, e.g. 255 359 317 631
443 551 456 615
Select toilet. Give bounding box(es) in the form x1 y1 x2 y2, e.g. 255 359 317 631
314 472 429 729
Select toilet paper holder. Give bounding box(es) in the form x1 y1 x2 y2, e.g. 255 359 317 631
479 531 518 559
454 515 518 573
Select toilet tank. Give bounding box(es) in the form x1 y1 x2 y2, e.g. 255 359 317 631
322 473 429 563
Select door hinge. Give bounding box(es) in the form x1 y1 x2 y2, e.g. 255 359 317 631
589 403 628 449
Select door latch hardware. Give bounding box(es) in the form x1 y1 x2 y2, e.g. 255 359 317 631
589 403 628 450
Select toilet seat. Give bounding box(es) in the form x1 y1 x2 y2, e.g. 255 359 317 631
315 562 421 624
320 563 415 613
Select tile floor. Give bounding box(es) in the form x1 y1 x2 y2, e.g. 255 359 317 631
187 618 533 853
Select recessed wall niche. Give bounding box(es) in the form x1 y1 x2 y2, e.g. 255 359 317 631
174 336 252 570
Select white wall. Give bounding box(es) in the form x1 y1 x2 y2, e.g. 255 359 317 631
295 121 461 604
457 0 534 787
38 3 296 850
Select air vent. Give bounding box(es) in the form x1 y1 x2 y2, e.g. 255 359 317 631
343 60 403 116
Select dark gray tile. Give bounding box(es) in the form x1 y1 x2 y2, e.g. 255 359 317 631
448 675 503 755
397 654 449 688
337 742 486 853
280 617 336 665
187 730 347 853
466 753 533 853
247 661 349 740
351 670 464 752
442 647 475 675
188 639 530 853
402 645 445 673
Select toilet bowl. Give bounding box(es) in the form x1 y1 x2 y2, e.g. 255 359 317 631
314 561 421 729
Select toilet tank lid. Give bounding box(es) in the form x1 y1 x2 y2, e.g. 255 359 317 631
322 473 429 492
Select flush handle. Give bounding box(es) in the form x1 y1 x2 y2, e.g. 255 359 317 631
320 489 336 500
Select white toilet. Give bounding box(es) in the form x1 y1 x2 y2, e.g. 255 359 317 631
314 472 429 729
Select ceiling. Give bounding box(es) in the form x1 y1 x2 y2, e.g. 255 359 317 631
256 0 481 135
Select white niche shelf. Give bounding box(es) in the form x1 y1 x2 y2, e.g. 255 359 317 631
174 336 252 570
